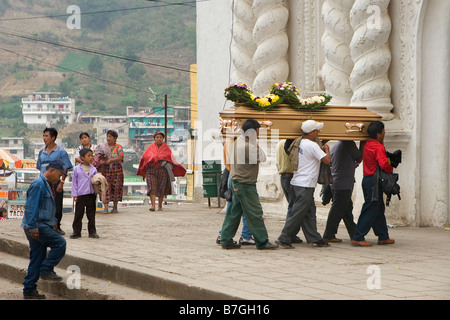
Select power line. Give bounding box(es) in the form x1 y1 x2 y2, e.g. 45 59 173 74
0 30 196 74
0 45 194 106
0 1 199 22
0 46 154 94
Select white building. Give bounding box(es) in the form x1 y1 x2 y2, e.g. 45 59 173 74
196 0 450 227
0 137 24 159
22 92 75 126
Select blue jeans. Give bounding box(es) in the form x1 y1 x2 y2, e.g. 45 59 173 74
352 176 390 241
23 224 66 293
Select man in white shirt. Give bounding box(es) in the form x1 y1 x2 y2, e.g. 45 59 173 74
276 120 331 248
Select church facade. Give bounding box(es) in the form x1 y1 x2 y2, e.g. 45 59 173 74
196 0 450 227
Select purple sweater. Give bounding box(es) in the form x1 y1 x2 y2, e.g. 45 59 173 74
71 164 98 197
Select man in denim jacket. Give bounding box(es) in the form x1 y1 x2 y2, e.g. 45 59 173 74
21 159 67 299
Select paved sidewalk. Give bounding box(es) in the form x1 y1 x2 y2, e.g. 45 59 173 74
0 201 449 300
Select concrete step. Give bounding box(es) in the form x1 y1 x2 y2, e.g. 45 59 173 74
0 237 238 300
0 251 169 300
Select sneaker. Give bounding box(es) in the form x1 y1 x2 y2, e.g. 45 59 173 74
258 241 278 250
239 236 256 245
23 290 46 299
89 233 100 238
221 241 241 249
216 234 221 245
70 233 81 239
40 271 62 281
275 239 295 249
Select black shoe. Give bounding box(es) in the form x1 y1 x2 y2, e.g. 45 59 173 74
89 233 99 238
23 290 46 299
216 234 221 245
55 228 65 235
291 236 303 244
40 271 62 281
275 239 295 249
258 241 278 250
221 241 241 249
70 233 81 239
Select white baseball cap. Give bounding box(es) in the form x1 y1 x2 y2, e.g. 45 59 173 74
301 120 324 134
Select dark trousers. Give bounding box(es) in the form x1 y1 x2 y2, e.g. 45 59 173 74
72 194 97 235
54 181 63 228
23 225 66 293
278 186 322 245
280 174 301 240
323 188 356 240
352 176 390 241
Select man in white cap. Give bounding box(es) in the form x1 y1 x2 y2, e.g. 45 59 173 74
276 120 331 248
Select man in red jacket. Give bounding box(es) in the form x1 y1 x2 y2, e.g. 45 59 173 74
352 121 395 247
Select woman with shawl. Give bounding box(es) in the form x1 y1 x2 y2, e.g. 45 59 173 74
93 130 124 213
137 131 186 211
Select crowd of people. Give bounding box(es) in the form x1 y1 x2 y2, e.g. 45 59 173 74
20 127 185 299
218 119 396 250
19 118 397 298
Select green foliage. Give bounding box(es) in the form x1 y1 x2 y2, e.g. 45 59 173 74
88 56 104 75
57 53 92 72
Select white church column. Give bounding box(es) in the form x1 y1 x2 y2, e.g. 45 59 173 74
252 0 289 95
320 0 354 105
231 0 257 86
349 0 394 120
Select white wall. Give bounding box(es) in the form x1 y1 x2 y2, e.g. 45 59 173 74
197 0 234 166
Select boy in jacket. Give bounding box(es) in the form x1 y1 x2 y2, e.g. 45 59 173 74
70 148 99 239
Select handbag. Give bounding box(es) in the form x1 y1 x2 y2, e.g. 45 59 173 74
318 162 333 185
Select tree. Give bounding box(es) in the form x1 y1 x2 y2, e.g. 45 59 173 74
127 63 146 81
88 56 104 75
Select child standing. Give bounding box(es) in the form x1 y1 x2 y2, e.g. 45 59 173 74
70 148 99 239
75 132 97 164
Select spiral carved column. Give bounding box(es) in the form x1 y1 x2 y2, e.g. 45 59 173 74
320 0 354 105
252 0 289 95
231 0 257 86
349 0 394 120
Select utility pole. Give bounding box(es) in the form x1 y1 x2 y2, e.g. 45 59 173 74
164 94 168 142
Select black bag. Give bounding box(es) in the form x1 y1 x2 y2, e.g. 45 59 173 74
219 168 230 200
379 171 401 206
318 162 333 185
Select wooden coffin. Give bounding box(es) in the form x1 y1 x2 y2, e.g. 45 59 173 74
219 104 382 141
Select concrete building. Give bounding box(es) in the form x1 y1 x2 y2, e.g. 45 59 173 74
196 0 450 227
22 92 75 127
0 137 24 159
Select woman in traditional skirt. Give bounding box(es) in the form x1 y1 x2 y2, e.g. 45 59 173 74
137 131 186 211
103 130 124 213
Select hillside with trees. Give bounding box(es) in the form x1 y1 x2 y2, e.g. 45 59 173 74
0 0 196 138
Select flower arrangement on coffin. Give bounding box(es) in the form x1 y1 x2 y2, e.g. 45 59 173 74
225 82 332 111
270 82 332 110
225 83 282 111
